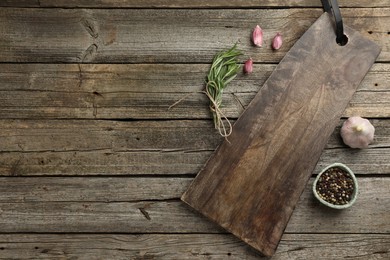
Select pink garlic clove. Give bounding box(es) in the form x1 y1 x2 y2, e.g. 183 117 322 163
340 116 375 149
272 32 283 50
244 58 253 74
252 25 263 47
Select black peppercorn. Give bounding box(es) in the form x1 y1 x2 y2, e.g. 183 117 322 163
315 167 355 205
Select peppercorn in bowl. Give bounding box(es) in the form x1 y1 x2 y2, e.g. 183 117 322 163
313 163 358 209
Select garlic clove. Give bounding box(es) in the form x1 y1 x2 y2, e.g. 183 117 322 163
272 32 283 50
252 25 263 47
244 58 253 74
340 116 375 149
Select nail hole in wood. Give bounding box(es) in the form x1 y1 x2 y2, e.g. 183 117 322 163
93 91 103 97
375 83 378 86
368 31 373 34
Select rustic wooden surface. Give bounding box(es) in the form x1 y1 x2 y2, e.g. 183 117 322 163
0 0 389 259
182 13 380 256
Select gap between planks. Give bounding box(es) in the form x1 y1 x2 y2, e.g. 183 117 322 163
1 0 390 8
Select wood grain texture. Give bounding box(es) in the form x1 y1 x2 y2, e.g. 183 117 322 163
0 1 388 259
1 0 390 8
0 178 388 233
0 177 191 202
0 63 388 119
0 120 222 152
0 118 389 152
1 90 388 119
1 148 389 176
0 8 389 63
2 63 387 93
0 234 388 260
0 119 389 176
182 13 381 256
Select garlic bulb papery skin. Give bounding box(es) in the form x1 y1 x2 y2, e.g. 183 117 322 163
340 116 375 149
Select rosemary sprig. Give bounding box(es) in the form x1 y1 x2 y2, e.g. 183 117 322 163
205 44 242 133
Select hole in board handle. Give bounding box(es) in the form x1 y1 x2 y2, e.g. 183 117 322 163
336 34 348 46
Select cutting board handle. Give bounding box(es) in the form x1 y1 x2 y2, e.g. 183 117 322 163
321 0 346 45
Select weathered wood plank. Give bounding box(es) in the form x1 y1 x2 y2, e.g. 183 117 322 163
0 8 388 63
1 177 389 204
0 234 388 259
0 119 205 152
0 177 191 202
0 119 388 152
0 150 210 176
0 178 388 233
0 63 273 93
2 63 387 93
1 147 389 176
0 120 222 152
1 64 388 119
1 0 390 8
316 148 390 175
0 119 389 176
1 90 388 119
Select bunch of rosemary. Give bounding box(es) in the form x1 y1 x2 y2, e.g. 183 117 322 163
205 44 242 136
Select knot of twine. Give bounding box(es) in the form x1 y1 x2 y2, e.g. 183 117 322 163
168 82 232 138
204 81 232 138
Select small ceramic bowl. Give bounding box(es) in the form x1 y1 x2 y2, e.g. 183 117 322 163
313 163 358 209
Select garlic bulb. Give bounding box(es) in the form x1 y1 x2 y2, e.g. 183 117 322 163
340 116 375 149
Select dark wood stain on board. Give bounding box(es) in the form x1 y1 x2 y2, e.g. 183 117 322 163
182 13 381 256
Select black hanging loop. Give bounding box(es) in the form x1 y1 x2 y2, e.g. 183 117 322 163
321 0 345 44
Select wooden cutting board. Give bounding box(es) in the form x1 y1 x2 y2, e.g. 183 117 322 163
181 13 380 257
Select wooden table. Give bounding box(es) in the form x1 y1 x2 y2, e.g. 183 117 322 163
0 1 389 259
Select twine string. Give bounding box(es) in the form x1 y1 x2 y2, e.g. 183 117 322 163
168 83 233 138
203 84 232 138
